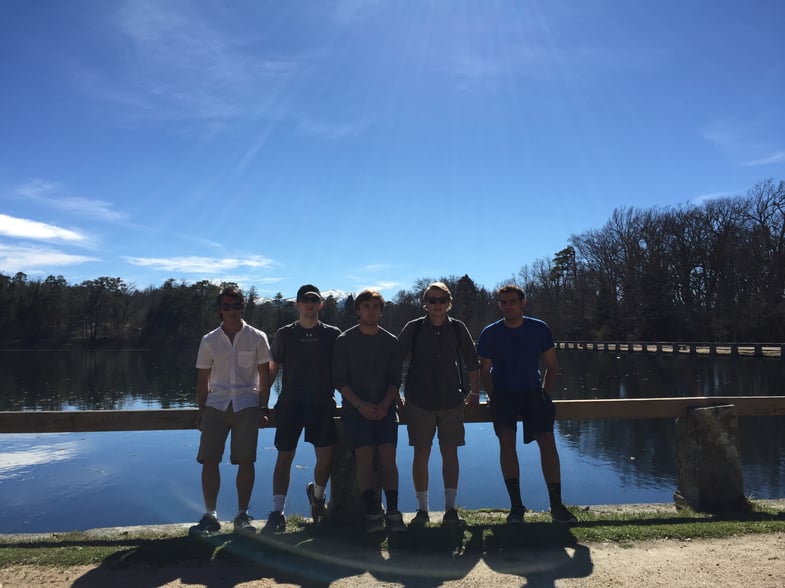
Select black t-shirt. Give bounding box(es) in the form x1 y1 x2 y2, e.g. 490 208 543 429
271 321 341 405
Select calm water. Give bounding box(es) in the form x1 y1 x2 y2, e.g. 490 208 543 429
1 349 784 533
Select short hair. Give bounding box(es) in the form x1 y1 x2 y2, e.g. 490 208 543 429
423 281 453 310
497 284 525 301
216 285 244 307
354 289 385 311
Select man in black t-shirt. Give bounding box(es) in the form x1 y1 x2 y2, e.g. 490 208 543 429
263 284 341 532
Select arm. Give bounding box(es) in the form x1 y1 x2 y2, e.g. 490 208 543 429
196 368 210 429
479 357 494 401
340 385 380 420
541 348 558 395
257 361 272 426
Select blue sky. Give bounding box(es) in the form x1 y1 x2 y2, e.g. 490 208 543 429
1 1 783 300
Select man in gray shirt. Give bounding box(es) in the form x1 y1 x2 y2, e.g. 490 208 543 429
332 289 405 533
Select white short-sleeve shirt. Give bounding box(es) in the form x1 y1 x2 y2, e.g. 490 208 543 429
196 321 271 412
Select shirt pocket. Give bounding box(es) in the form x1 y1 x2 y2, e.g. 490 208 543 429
238 351 255 368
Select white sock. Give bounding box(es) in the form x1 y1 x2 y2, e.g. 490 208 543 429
314 483 326 500
416 491 429 512
206 510 217 520
235 509 248 519
273 494 286 513
445 488 457 510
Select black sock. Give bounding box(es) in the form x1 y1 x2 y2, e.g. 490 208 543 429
547 482 562 508
362 489 378 513
504 478 524 509
385 489 399 513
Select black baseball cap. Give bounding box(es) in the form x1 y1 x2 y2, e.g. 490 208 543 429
296 284 323 301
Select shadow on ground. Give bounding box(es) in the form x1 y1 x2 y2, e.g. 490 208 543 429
61 519 594 588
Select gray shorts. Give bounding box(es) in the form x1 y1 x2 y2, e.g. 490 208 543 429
405 400 465 447
197 405 260 464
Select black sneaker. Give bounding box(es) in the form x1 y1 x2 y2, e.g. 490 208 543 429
442 508 464 527
306 482 326 523
409 509 430 528
385 510 406 533
551 504 578 525
263 510 286 533
233 512 255 534
506 505 526 526
365 503 385 533
189 513 221 537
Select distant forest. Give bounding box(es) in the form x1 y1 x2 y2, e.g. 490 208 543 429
1 179 783 347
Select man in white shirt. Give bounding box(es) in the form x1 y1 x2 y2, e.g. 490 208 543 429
189 286 272 536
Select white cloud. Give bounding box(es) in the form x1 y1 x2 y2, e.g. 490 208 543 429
742 150 785 167
0 214 87 242
297 116 372 139
17 179 127 222
124 255 274 274
0 244 100 274
334 0 384 25
72 2 304 124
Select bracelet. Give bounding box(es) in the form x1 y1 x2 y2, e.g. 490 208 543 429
467 392 479 397
356 400 365 409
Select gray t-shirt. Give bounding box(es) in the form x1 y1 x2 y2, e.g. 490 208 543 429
332 325 402 404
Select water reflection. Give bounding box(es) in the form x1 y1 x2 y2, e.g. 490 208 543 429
0 349 783 533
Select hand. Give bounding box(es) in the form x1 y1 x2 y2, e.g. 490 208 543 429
465 392 480 413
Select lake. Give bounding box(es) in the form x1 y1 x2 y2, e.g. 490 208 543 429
1 348 783 533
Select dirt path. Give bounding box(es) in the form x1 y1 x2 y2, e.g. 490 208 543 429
2 533 784 587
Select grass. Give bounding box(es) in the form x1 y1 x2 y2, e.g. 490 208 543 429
2 504 784 570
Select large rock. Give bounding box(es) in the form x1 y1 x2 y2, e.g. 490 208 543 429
673 404 747 512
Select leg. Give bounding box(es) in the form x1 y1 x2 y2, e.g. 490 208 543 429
354 445 376 492
236 460 255 512
535 432 561 484
313 445 333 488
377 442 399 492
440 444 459 491
201 460 220 512
412 445 431 493
273 449 296 496
498 428 520 480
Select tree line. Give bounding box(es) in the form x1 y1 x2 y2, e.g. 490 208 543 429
1 179 782 347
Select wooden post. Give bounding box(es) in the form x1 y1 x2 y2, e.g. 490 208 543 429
673 405 747 513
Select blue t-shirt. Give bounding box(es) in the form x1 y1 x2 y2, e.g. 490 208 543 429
476 317 554 394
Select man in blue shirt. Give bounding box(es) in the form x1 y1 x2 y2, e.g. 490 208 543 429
477 284 577 525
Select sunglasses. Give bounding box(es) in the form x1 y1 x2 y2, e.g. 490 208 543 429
220 303 244 311
426 297 449 305
299 296 321 304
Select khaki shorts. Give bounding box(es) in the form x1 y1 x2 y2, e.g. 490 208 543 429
197 405 260 464
405 401 465 447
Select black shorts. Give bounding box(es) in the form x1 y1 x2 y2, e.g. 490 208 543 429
341 405 398 449
273 401 337 451
490 389 555 444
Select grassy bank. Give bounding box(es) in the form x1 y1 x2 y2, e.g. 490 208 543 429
2 502 784 569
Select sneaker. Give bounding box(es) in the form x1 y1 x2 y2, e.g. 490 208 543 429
551 504 578 525
506 505 526 526
365 503 385 533
365 513 385 533
442 508 464 527
263 510 286 533
385 510 406 533
409 509 430 528
189 513 221 537
306 482 326 523
233 512 254 534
